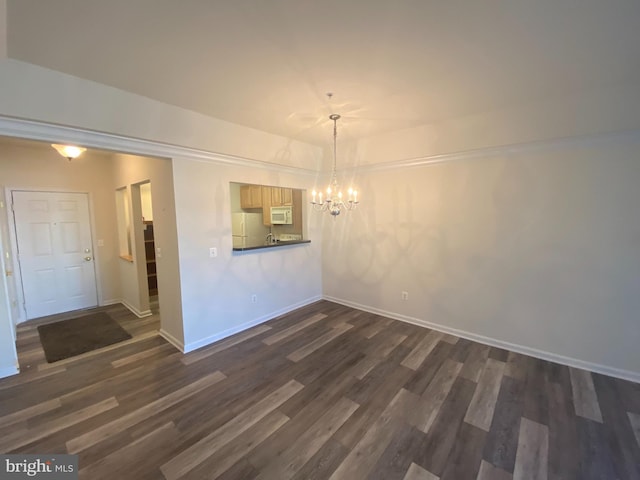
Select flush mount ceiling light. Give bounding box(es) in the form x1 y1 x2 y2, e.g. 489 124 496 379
51 144 87 161
311 113 359 217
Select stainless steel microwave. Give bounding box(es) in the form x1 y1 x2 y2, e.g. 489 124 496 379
270 206 293 224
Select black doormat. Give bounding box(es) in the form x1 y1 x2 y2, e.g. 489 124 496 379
37 312 132 363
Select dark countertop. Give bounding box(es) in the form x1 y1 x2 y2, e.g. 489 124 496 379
232 239 311 252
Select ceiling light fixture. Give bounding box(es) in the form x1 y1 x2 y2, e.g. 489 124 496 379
51 144 86 161
311 113 359 217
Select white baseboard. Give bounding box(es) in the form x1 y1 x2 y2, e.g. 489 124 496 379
324 295 640 384
120 299 152 319
100 298 123 307
183 295 323 353
0 365 19 380
15 299 138 325
159 329 185 353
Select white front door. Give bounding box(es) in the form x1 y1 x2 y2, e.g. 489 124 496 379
12 191 98 319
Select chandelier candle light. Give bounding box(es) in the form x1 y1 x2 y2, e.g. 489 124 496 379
311 114 359 217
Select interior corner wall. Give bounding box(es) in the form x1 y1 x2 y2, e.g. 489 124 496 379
323 135 640 380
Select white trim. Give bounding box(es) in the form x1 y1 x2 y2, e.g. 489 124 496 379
183 295 323 353
0 365 19 379
4 188 25 325
120 299 152 319
100 298 123 307
0 116 316 176
324 295 640 384
3 116 640 179
159 328 185 353
347 129 640 174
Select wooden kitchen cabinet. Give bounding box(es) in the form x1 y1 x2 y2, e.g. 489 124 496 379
291 189 302 229
262 187 273 226
240 185 263 209
261 186 296 225
281 188 293 205
270 187 293 206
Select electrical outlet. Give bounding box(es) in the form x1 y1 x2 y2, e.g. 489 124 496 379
251 294 257 303
209 247 217 258
401 291 409 301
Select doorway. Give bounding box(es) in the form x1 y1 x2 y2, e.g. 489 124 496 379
0 128 184 373
11 190 98 319
139 182 158 300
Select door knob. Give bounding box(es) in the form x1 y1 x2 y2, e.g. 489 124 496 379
84 256 92 261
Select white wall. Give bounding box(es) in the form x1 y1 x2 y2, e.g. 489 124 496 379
0 242 17 378
324 134 640 379
0 184 18 325
172 158 322 351
0 186 18 378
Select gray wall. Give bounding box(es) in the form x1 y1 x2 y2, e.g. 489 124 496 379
323 136 640 379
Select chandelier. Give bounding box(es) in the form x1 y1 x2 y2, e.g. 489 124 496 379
311 114 359 216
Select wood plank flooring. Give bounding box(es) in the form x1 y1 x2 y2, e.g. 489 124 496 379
1 300 639 479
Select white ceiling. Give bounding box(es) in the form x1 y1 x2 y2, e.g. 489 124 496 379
6 0 640 146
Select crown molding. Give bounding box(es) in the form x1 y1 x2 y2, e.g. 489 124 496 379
0 115 317 176
3 115 639 177
346 128 640 174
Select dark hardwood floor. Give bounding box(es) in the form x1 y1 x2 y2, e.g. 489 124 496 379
1 300 639 479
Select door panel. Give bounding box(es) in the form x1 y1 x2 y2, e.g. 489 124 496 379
13 191 98 319
31 223 53 255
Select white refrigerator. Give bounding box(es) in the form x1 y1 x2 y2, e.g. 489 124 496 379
231 212 269 248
